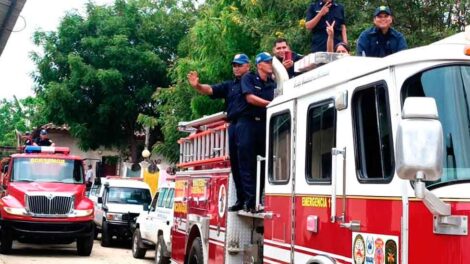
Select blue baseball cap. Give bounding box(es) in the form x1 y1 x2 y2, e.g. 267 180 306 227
255 52 273 65
40 129 48 135
374 6 392 17
232 53 250 64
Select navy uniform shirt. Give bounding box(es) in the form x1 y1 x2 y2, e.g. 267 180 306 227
356 27 407 58
35 138 54 146
306 1 345 52
240 72 276 120
210 79 246 121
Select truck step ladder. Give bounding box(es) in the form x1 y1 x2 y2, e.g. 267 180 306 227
178 112 229 168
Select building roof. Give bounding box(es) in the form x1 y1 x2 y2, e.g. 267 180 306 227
0 0 26 57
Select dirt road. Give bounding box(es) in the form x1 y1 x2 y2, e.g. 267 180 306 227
0 240 155 264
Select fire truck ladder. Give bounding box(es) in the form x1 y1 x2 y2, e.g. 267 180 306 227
178 112 229 168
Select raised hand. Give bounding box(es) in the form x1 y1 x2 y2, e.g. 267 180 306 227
320 2 332 16
187 71 200 88
326 20 336 36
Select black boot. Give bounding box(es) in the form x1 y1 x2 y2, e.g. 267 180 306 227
228 200 244 212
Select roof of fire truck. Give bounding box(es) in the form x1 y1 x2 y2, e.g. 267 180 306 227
272 27 470 107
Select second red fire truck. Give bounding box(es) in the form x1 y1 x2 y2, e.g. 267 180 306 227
167 27 470 264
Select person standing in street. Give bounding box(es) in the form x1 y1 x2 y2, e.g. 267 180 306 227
356 6 407 57
239 52 277 212
305 0 347 52
187 53 251 212
85 164 95 190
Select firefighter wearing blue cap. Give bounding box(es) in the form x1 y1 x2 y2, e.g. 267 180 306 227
238 52 277 212
356 6 407 57
187 53 251 212
33 129 55 147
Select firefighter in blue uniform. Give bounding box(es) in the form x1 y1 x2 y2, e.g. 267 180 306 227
187 54 251 212
305 0 348 52
239 52 276 212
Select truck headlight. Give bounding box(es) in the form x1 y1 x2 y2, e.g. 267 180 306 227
106 212 123 221
4 207 28 216
70 209 94 217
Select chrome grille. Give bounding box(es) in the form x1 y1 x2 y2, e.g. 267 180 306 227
26 194 74 216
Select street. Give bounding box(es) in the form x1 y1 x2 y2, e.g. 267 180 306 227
0 240 155 264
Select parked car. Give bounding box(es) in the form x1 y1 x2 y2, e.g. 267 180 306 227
93 178 152 247
132 182 174 264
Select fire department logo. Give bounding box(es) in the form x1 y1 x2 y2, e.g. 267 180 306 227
374 238 385 264
353 234 365 264
218 185 226 218
385 240 397 264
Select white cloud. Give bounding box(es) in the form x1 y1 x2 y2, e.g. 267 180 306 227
0 0 115 100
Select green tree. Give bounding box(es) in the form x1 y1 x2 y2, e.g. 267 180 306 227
32 0 195 163
150 0 470 162
0 96 47 146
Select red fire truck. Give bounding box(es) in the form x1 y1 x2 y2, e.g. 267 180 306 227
169 27 470 264
0 146 94 256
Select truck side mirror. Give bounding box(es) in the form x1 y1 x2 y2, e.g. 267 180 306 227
2 165 8 174
395 97 443 181
98 197 103 204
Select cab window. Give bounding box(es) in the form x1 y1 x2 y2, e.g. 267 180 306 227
306 100 336 183
165 188 174 209
401 65 470 188
268 111 291 184
157 188 168 208
352 82 394 182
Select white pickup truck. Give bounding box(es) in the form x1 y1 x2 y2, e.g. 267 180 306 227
132 182 174 264
93 178 152 247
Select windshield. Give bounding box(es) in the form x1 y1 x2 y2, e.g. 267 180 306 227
401 65 470 188
106 187 152 205
12 157 83 184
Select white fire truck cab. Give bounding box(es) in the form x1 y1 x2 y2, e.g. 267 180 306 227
170 27 470 264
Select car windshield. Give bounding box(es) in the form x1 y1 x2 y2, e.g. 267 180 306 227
401 65 470 188
106 187 152 204
12 157 83 184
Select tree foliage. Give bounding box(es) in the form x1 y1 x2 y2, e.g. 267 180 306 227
32 0 195 162
150 0 470 163
0 96 47 146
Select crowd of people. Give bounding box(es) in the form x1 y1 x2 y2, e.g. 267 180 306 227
187 2 409 213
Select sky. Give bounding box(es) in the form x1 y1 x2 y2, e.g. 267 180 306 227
0 0 115 100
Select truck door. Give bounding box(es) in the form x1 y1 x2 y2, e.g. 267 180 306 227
264 100 294 264
293 87 350 263
396 63 470 263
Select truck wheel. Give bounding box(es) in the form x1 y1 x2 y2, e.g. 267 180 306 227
93 223 98 240
131 228 146 259
100 221 111 247
155 235 170 264
76 235 93 256
188 237 203 264
0 229 12 254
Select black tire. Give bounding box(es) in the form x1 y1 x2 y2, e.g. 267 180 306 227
187 237 203 264
100 221 111 247
77 235 94 256
131 228 146 259
93 223 99 240
155 235 170 264
0 228 12 254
